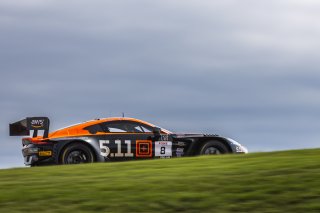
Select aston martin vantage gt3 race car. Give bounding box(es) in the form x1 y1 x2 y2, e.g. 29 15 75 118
9 117 248 166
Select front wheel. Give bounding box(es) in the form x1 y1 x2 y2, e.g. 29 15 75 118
61 143 95 164
199 141 229 155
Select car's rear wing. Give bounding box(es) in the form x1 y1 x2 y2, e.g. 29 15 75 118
9 117 50 138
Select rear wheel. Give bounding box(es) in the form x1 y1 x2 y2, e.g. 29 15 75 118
61 143 94 164
199 141 229 155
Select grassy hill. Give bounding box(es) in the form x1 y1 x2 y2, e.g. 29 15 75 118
0 149 319 212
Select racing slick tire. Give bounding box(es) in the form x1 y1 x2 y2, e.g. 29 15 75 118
199 140 229 155
60 143 95 164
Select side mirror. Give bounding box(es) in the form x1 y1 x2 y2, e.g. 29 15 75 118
152 127 161 135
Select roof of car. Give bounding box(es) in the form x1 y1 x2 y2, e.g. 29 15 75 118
48 117 158 139
84 117 156 127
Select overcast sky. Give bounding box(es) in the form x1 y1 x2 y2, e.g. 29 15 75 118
1 0 320 168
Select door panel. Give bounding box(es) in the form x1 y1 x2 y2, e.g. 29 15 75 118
100 133 154 161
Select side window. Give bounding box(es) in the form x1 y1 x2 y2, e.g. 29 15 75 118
99 121 154 133
128 122 153 133
140 125 152 133
133 125 143 132
84 124 104 134
108 127 126 132
100 121 128 133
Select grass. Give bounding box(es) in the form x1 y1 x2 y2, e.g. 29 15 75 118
0 149 320 212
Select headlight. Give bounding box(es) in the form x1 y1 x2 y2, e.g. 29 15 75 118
227 138 241 146
227 138 248 153
236 145 248 153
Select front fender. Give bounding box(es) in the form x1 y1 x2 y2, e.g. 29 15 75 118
225 138 248 153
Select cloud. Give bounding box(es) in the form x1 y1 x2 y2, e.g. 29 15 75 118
1 0 320 168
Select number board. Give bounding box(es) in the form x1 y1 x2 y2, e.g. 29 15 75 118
155 141 172 157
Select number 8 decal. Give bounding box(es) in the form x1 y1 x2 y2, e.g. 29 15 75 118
155 141 172 157
160 147 166 155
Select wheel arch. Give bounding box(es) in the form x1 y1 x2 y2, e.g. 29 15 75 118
196 137 233 154
53 140 99 164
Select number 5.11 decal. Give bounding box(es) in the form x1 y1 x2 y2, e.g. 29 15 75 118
99 140 173 158
99 140 134 158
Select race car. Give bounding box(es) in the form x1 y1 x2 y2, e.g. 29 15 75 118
9 117 248 166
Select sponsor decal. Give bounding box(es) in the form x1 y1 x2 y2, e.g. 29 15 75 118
160 134 169 141
38 151 52 157
176 142 186 146
27 117 48 130
176 148 184 157
136 140 152 157
30 119 45 128
155 141 172 157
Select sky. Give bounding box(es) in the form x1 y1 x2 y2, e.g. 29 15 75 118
1 0 320 168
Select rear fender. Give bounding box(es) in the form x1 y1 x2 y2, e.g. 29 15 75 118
52 139 104 164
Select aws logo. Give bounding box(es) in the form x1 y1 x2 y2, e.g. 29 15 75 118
31 119 45 128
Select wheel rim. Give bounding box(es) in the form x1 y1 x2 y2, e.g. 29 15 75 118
204 147 221 155
66 150 89 164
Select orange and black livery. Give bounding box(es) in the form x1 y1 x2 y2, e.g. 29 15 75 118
9 116 248 166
